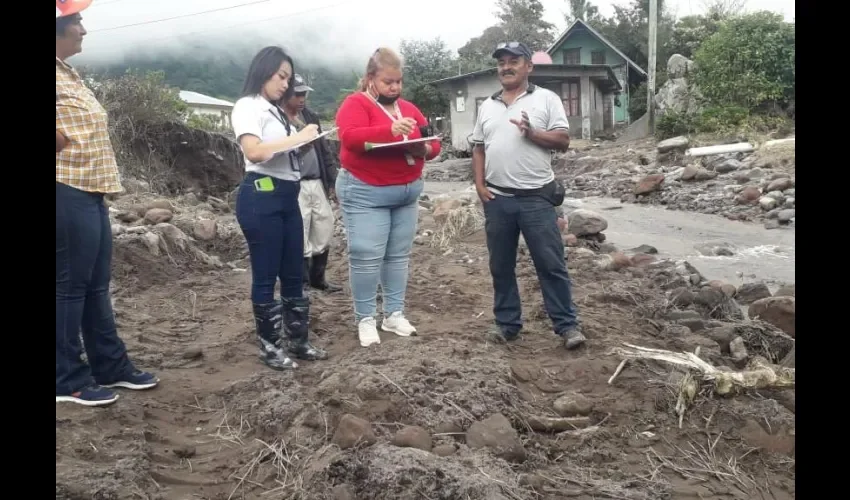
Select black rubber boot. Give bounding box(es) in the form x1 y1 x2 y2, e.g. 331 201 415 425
309 250 342 293
252 301 297 370
282 296 328 360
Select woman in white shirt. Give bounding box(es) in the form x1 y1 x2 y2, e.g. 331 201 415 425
231 46 328 370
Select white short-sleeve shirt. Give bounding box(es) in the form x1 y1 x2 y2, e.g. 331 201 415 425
470 84 569 191
231 95 301 182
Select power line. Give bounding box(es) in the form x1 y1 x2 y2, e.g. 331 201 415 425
89 0 271 33
87 0 348 44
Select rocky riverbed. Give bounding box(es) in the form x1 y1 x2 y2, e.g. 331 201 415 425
424 135 796 229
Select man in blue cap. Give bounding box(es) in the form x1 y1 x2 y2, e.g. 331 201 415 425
470 41 586 350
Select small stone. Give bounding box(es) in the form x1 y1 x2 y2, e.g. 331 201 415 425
563 233 578 247
553 392 593 417
669 287 694 307
193 219 217 241
737 186 761 204
116 211 140 223
766 178 794 192
466 413 526 463
146 199 175 212
144 208 173 224
777 209 795 223
392 426 432 452
736 283 772 304
182 348 204 360
729 336 749 365
657 136 689 153
748 296 795 337
758 197 778 211
680 164 699 181
634 174 665 195
432 444 456 457
332 414 377 449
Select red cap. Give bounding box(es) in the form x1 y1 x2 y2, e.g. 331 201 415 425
56 0 93 18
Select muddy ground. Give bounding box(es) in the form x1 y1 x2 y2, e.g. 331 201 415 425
56 191 795 500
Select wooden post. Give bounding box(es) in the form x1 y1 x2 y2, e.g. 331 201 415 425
647 0 658 134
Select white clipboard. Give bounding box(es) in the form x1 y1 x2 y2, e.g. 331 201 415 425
270 127 338 158
364 135 440 151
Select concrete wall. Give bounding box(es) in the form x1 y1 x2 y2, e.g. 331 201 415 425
552 30 630 123
442 75 504 152
188 105 232 128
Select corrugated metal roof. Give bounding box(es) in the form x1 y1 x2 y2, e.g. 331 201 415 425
179 90 235 108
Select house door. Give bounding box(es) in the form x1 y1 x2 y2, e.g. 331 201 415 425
603 95 613 130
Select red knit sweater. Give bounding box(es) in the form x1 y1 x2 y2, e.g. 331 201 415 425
335 92 441 186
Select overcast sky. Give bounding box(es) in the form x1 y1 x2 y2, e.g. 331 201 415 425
75 0 796 67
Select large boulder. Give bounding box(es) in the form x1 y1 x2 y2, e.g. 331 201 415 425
566 209 608 237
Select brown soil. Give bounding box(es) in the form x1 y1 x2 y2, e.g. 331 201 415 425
56 200 795 500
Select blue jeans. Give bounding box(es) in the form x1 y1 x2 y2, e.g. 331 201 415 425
236 173 304 304
56 182 135 395
336 169 423 321
483 194 579 336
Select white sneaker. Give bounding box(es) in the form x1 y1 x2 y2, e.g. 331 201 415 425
381 311 417 337
358 317 381 347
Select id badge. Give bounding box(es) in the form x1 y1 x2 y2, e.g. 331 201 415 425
405 153 415 166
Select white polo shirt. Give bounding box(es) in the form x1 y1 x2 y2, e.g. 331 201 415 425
231 95 301 182
470 84 569 191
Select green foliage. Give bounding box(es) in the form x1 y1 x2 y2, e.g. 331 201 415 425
665 13 724 60
656 107 794 140
186 113 228 133
692 11 795 110
496 0 556 50
400 38 456 117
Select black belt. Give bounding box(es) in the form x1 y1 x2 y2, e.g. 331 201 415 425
301 176 321 181
486 181 550 196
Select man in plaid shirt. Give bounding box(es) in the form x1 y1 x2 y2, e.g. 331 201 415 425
56 0 158 407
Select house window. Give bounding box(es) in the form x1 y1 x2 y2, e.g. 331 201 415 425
591 50 606 64
563 80 580 117
563 48 581 65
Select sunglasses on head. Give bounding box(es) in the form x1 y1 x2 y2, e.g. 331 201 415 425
496 41 523 50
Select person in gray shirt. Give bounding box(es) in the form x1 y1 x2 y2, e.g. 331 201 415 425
470 41 586 350
280 74 341 294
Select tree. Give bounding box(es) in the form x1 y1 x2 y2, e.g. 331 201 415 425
399 38 457 117
692 11 795 110
496 0 556 51
456 0 557 73
563 0 601 26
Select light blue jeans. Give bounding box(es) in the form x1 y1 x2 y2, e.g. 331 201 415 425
336 169 423 322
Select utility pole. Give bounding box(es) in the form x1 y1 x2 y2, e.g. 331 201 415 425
647 0 658 134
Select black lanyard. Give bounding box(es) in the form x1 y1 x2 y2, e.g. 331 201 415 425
268 107 302 171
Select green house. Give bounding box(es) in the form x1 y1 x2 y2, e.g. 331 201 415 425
547 18 647 126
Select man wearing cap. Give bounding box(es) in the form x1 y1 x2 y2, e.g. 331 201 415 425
280 74 342 293
470 41 586 350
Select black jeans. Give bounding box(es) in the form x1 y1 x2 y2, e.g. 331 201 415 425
56 182 134 395
236 173 305 304
483 194 579 336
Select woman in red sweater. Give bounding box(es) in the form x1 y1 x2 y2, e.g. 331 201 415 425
335 47 441 347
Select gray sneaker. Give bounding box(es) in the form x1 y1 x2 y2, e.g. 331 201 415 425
562 328 587 349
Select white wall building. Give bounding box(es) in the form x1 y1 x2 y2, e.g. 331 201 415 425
179 90 235 129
